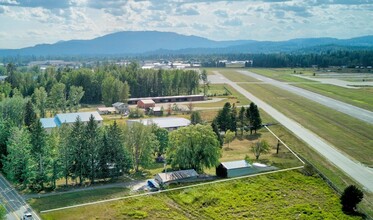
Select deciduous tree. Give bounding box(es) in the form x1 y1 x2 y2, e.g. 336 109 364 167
252 140 270 160
168 124 221 172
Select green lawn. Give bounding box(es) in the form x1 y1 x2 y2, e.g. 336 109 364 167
249 68 317 82
194 84 250 108
216 69 261 82
40 171 361 220
28 187 130 212
239 83 373 166
294 83 373 111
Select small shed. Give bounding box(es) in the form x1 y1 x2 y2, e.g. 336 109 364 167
155 169 198 185
137 99 155 109
216 160 253 178
149 106 163 116
97 107 117 115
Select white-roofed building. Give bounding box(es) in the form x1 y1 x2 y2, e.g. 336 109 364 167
126 117 190 131
40 111 103 132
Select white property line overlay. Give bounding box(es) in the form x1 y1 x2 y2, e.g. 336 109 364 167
264 125 305 165
41 166 304 213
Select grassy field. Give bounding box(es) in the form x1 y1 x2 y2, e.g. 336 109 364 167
40 170 361 220
239 83 373 166
294 83 373 111
194 84 250 108
215 69 261 82
242 68 373 111
248 68 316 82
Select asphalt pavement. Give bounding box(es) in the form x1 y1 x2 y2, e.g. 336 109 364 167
236 70 373 125
0 174 40 220
211 71 373 192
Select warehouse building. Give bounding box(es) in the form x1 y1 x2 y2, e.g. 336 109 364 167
128 95 205 105
126 117 190 131
40 111 103 132
137 99 156 109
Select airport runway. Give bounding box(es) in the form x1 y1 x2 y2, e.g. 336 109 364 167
0 174 40 220
236 70 373 125
210 71 373 192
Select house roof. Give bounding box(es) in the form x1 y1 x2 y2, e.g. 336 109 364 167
221 160 252 170
139 99 155 104
40 117 59 128
156 169 198 183
151 106 162 112
127 117 190 129
56 111 103 124
97 107 116 112
112 102 126 107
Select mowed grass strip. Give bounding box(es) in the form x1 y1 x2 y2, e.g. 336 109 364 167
249 68 317 83
217 69 261 82
294 83 373 112
40 171 360 220
239 83 373 166
194 84 250 108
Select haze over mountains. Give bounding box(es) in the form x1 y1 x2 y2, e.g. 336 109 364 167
1 31 373 57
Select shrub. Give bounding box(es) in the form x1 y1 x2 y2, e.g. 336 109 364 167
340 185 364 213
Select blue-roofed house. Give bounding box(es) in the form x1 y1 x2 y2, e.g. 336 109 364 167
126 117 190 131
40 111 103 132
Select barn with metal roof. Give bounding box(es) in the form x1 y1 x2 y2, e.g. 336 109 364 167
216 160 277 178
155 169 198 185
40 111 103 132
126 117 190 131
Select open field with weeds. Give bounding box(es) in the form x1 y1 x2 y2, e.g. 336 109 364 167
40 170 361 220
248 68 316 82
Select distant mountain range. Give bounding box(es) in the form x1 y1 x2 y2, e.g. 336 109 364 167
1 31 373 57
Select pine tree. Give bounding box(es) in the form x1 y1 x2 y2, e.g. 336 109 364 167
24 100 36 128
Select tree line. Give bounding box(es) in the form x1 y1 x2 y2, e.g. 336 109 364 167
0 95 221 191
1 62 200 106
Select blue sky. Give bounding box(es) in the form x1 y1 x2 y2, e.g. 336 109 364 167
0 0 372 49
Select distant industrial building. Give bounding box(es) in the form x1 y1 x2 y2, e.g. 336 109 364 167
126 117 190 131
128 95 205 105
137 99 155 109
216 160 277 178
155 169 198 185
40 111 103 132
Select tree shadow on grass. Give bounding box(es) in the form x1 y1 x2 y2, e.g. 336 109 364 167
246 133 262 141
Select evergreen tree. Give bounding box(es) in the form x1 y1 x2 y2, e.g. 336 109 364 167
216 102 232 132
190 111 202 125
84 114 99 184
69 117 87 185
211 120 223 147
340 185 364 213
29 120 49 190
24 100 37 128
238 106 246 136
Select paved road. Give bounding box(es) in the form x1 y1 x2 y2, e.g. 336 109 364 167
236 70 373 125
211 71 373 192
0 174 40 220
295 74 373 89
